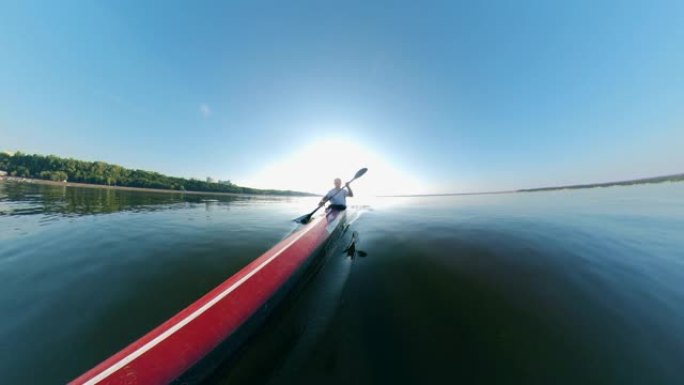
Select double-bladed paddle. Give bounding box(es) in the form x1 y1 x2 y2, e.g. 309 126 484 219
294 167 368 224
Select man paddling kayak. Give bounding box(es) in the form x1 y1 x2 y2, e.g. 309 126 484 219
295 168 366 224
319 177 354 210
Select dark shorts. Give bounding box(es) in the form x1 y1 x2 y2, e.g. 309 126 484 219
328 204 347 211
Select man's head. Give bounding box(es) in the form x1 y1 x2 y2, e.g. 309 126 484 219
334 178 342 188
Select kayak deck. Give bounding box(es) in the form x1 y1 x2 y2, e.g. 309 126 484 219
70 209 346 385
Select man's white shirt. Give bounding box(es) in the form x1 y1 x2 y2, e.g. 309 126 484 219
325 188 348 206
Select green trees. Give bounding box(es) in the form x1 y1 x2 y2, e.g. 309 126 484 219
39 170 68 181
0 152 305 196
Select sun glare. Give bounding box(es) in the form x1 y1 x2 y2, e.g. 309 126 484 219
241 138 424 196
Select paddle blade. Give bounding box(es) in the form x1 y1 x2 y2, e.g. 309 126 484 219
293 213 312 224
354 168 368 180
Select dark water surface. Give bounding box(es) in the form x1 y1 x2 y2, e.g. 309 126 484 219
1 181 683 384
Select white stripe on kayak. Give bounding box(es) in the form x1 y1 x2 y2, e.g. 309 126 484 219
82 216 326 385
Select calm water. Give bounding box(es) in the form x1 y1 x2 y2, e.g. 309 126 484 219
1 181 683 384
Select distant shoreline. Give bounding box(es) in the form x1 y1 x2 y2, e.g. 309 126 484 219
517 173 684 193
0 152 316 197
0 177 317 198
3 170 682 199
379 172 684 198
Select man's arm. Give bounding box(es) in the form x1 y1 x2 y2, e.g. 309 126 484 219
345 183 354 197
318 192 329 207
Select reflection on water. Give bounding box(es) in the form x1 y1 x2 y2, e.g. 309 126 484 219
344 231 369 259
1 181 683 385
0 182 254 217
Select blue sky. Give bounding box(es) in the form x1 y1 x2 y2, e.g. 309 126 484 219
1 0 683 194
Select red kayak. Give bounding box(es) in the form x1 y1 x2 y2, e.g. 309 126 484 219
70 209 346 385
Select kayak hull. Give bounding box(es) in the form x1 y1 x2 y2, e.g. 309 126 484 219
70 209 346 385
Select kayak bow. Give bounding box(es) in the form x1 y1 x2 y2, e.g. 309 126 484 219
70 209 346 385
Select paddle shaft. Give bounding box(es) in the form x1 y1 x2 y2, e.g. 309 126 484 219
306 177 356 217
295 168 367 224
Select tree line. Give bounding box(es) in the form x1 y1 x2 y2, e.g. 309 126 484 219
0 152 308 196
